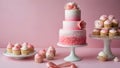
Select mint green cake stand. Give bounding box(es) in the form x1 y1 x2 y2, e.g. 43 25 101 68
57 43 87 62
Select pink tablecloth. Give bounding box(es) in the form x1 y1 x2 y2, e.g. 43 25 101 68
0 48 120 68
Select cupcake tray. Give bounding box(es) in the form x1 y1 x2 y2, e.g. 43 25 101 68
57 43 87 62
89 34 120 60
3 50 36 59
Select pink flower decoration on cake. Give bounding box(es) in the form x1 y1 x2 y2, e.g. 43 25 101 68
65 2 78 10
77 20 86 30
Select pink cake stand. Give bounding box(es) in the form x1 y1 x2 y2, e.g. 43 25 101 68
57 43 87 62
89 34 120 60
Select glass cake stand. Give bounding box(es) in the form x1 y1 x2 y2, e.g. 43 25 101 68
57 43 87 62
89 34 120 60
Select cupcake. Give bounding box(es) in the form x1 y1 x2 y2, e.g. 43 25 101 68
114 57 119 62
108 15 115 21
94 20 104 29
14 43 21 48
92 28 101 35
34 54 43 63
21 44 29 55
27 44 34 53
99 15 108 22
38 49 46 58
97 51 108 61
46 50 55 60
6 43 14 53
100 28 109 36
47 46 56 56
109 29 118 37
112 19 119 27
104 20 112 29
12 46 21 55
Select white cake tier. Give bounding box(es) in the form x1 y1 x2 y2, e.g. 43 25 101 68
63 21 80 30
65 9 81 21
59 29 86 37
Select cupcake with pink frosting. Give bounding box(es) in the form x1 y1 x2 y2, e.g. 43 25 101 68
38 49 46 58
12 46 21 55
14 43 22 48
21 43 30 55
27 44 34 53
112 19 119 27
6 43 14 53
34 54 43 63
92 28 101 35
99 15 108 22
100 28 109 36
104 20 112 29
109 29 118 37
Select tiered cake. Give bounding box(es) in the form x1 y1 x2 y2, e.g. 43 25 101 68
58 2 86 46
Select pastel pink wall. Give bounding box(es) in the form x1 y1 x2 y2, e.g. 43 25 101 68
0 0 120 48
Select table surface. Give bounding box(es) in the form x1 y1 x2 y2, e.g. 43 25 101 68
0 48 120 68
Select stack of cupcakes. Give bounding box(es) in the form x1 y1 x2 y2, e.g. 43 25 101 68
92 15 120 37
6 42 34 55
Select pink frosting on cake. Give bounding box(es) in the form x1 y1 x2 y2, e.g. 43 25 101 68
59 36 86 45
12 46 20 50
7 43 14 48
65 17 80 21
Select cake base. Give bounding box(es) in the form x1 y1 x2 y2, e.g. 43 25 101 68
57 43 87 61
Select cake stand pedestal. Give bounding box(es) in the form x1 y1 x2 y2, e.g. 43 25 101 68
89 34 120 60
57 43 87 62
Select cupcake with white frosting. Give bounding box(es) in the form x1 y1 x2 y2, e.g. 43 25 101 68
21 44 29 55
109 29 118 37
94 20 104 29
97 51 108 61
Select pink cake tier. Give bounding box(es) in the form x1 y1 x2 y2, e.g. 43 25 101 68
58 2 86 46
59 29 86 45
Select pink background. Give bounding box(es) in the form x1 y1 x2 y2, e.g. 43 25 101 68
0 0 120 48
